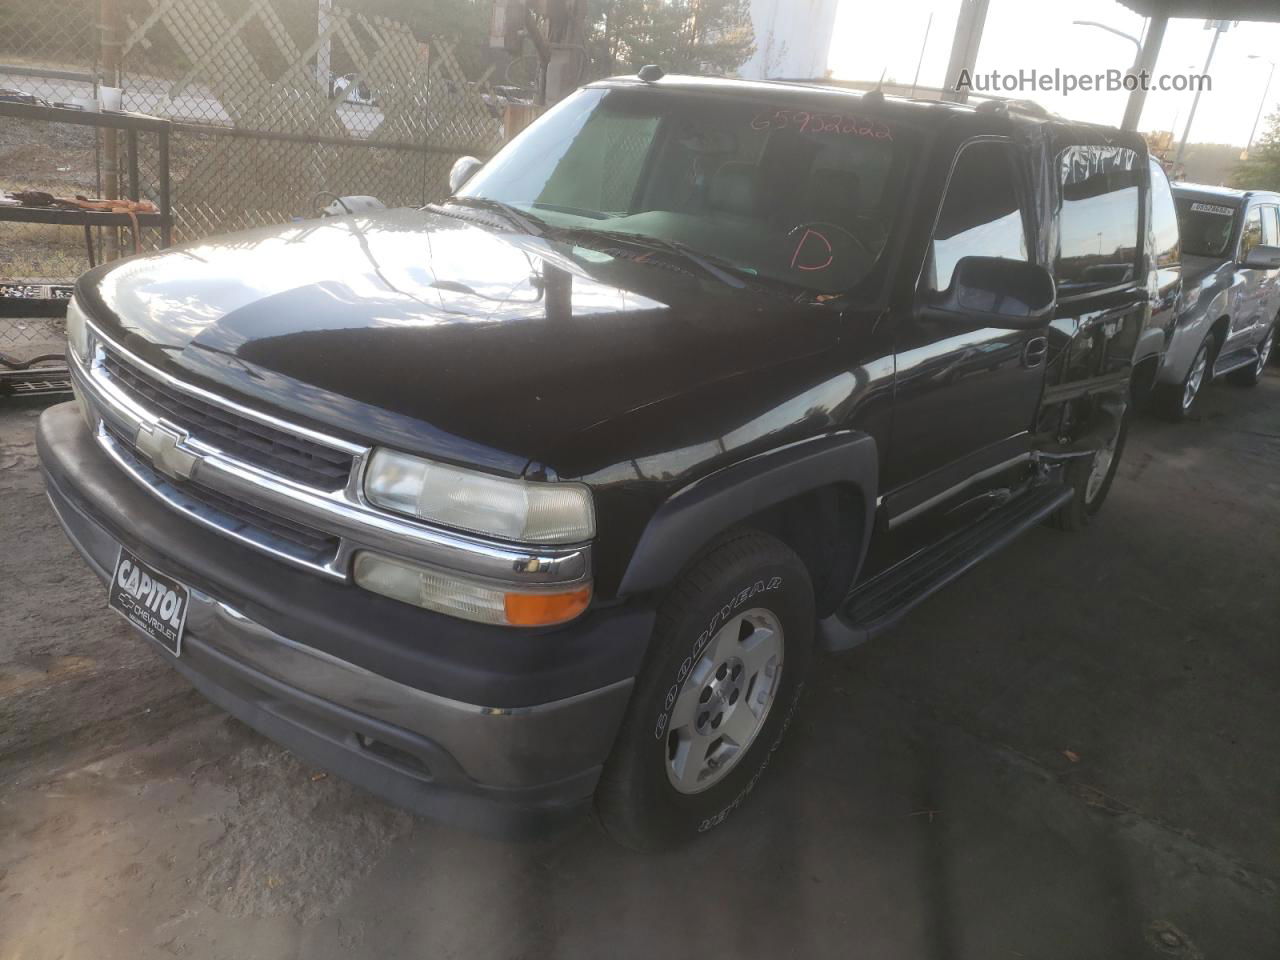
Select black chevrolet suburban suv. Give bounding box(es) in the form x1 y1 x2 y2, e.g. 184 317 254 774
38 74 1171 849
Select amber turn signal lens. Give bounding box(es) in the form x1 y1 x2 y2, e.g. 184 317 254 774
503 586 592 627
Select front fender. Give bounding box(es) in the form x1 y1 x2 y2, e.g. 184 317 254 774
616 432 878 598
1160 286 1229 384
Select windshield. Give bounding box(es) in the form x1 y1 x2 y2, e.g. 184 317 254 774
1175 196 1238 258
457 86 910 295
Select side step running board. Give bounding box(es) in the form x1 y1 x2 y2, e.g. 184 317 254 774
1213 348 1260 379
819 483 1074 652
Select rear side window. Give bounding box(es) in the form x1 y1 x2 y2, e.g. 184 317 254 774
1175 196 1237 257
1262 206 1280 247
1148 158 1180 269
1240 206 1264 259
927 140 1028 291
1056 145 1141 291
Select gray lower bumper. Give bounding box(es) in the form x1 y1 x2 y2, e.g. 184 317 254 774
46 470 633 834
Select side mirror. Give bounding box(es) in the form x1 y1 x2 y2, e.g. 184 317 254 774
926 256 1056 330
448 156 483 193
1241 244 1280 270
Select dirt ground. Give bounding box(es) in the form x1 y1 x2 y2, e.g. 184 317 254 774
1 371 1278 959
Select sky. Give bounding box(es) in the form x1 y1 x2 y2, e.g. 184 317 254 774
826 0 1280 147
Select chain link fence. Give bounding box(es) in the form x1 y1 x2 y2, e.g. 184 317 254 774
2 0 505 362
0 0 99 104
118 0 504 239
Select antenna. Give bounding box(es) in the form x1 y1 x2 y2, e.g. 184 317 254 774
864 68 887 104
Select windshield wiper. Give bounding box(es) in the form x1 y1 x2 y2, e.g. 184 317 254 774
562 228 748 289
440 196 546 236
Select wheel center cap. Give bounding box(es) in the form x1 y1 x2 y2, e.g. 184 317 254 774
694 656 745 735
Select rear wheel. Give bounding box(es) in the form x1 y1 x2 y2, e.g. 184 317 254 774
1049 402 1130 532
1154 335 1214 421
1227 324 1274 387
595 531 814 850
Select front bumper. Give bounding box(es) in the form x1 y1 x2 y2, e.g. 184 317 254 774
38 403 654 834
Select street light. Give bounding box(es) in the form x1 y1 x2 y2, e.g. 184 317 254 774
1071 20 1142 62
1175 19 1232 168
1244 54 1277 159
1073 19 1144 126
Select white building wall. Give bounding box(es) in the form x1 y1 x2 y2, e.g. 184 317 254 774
739 0 840 80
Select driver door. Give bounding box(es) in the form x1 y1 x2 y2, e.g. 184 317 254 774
1231 205 1268 349
883 138 1048 528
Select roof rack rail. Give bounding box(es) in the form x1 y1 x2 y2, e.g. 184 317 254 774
967 92 1054 118
765 77 867 89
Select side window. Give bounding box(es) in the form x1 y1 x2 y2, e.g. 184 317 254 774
1240 206 1264 259
928 140 1029 291
1057 145 1141 290
1262 206 1280 248
1148 157 1180 269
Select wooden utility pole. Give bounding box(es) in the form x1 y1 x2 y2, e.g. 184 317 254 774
519 0 589 105
99 0 122 256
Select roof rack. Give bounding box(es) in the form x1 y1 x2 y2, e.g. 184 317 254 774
966 92 1055 118
763 77 1055 115
766 77 871 90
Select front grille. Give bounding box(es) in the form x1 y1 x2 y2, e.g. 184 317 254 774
102 351 354 490
172 477 340 560
104 421 340 566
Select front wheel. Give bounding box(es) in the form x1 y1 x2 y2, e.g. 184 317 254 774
1154 335 1214 421
1049 402 1130 532
595 531 814 850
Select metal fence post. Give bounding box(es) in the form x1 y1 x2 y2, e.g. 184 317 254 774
99 0 122 256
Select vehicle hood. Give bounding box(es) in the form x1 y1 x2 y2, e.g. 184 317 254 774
82 208 844 477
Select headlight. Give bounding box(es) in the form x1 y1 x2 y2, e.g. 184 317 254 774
65 295 92 363
363 448 594 544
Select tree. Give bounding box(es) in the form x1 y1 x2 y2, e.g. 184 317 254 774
585 0 755 78
1232 107 1280 191
359 0 493 73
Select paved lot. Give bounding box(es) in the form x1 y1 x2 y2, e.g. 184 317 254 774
2 372 1278 960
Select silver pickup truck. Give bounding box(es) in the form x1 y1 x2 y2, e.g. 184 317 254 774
1156 184 1280 419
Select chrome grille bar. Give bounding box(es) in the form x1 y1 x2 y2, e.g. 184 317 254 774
72 321 591 586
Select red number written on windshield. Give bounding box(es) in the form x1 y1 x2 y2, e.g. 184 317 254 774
751 109 892 140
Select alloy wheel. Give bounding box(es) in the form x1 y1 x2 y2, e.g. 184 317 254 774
665 608 784 794
1183 343 1209 411
1258 329 1274 376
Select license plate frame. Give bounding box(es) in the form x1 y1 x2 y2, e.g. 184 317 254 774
108 548 190 656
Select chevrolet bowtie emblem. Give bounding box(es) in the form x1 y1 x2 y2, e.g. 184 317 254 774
134 422 198 480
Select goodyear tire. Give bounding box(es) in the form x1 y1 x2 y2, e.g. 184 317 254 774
595 532 814 851
1049 401 1130 533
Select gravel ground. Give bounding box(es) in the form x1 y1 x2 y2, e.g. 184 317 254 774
0 371 1277 959
0 400 190 757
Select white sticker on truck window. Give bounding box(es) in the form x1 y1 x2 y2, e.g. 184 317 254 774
1190 202 1234 217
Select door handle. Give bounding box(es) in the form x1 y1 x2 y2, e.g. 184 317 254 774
1022 336 1048 367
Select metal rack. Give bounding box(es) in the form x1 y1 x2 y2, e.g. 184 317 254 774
1 101 172 398
0 100 172 315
